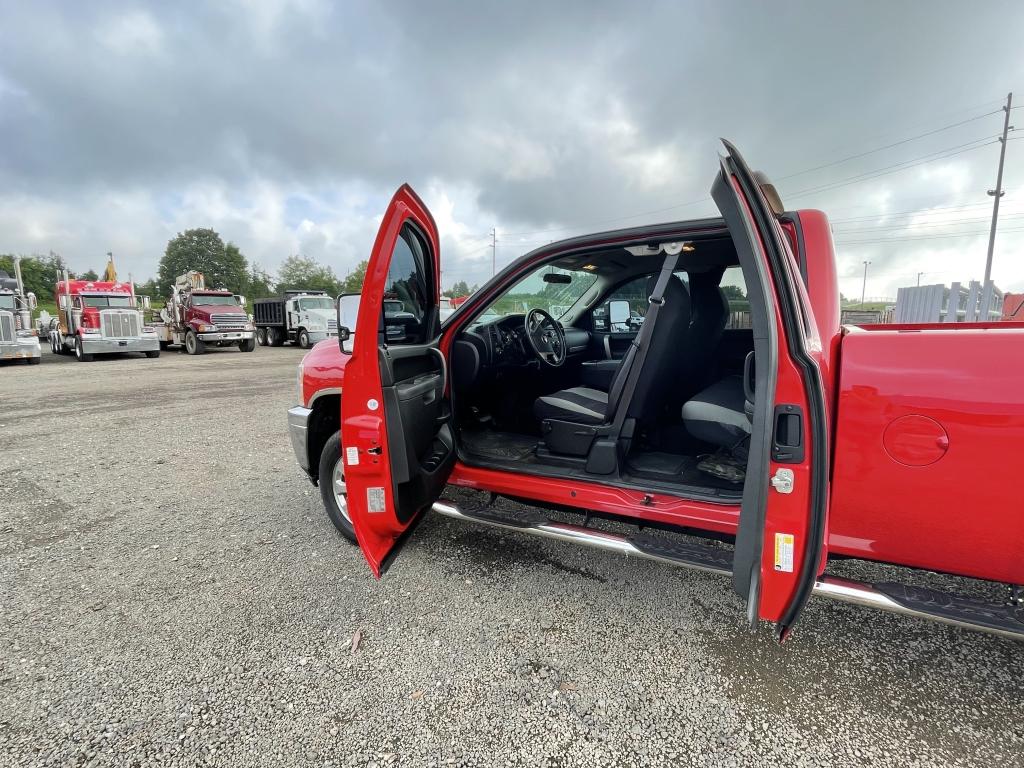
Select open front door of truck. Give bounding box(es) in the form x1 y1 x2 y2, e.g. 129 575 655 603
712 141 830 640
341 184 455 577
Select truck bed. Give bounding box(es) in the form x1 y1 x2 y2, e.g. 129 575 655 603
828 323 1024 584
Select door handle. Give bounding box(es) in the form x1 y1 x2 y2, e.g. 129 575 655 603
772 404 804 463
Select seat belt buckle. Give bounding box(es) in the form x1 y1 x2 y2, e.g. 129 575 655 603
649 296 665 306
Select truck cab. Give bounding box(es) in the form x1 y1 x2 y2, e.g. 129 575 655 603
0 261 41 365
154 271 256 355
254 291 337 348
50 275 159 362
288 141 1024 643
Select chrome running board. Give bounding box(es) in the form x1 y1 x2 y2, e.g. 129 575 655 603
432 499 1024 642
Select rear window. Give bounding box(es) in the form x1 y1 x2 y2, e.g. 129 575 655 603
721 267 751 329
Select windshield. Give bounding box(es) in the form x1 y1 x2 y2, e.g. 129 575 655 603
0 294 14 310
298 297 333 311
82 295 133 308
472 265 598 324
192 294 238 306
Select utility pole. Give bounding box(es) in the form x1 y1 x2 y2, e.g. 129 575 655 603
490 228 497 277
917 271 924 287
984 91 1013 286
861 260 871 305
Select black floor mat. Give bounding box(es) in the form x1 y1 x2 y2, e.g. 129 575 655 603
461 430 539 461
626 451 743 491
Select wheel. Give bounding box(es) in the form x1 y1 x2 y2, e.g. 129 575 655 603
238 338 256 352
74 336 93 362
298 329 311 349
27 356 41 365
159 341 170 350
145 350 160 358
318 431 356 544
49 334 58 354
267 327 283 347
256 328 267 346
184 330 205 355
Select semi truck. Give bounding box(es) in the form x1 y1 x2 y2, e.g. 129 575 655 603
0 258 41 365
253 290 337 348
49 272 159 362
152 271 256 355
288 142 1024 645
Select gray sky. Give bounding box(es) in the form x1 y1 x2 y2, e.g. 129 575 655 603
3 0 1024 300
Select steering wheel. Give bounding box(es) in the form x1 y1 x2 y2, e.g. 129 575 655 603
524 308 567 367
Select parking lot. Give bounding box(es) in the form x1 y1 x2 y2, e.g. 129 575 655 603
1 345 1022 767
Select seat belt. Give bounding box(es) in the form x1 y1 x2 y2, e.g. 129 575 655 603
608 250 680 433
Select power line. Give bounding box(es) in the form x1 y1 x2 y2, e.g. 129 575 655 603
785 138 999 199
835 225 1024 245
776 109 1001 182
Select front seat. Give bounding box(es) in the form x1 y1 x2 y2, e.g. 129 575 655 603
534 273 692 457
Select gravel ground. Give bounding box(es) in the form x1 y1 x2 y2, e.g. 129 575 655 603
1 345 1022 767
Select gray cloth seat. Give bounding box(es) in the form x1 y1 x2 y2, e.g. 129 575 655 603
534 386 609 425
681 375 751 448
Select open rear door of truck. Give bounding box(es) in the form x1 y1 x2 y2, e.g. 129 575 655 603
340 184 455 577
712 141 830 640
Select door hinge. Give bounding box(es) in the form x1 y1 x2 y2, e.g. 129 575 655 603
770 468 794 494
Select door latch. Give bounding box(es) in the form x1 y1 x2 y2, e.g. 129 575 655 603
770 468 794 494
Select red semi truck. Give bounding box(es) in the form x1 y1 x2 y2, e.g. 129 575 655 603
287 141 1024 642
49 274 160 361
153 271 256 355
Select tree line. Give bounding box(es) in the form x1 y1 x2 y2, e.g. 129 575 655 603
3 226 480 304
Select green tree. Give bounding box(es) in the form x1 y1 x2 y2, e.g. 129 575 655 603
158 228 249 295
80 269 99 281
447 279 472 298
341 260 369 293
0 252 69 301
276 255 342 295
243 264 277 299
720 284 746 301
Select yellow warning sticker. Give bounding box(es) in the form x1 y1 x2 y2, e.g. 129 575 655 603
774 533 795 573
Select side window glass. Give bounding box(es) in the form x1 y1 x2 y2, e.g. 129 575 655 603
593 277 648 332
382 223 432 344
721 266 751 329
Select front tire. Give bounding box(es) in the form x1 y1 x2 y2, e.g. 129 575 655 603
145 350 160 358
27 356 41 365
298 329 311 349
318 431 356 544
238 338 256 352
74 337 93 362
184 330 205 355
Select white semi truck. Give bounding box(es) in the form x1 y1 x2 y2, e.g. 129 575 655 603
0 259 41 365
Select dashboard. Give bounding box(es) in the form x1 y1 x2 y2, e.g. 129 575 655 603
452 314 592 390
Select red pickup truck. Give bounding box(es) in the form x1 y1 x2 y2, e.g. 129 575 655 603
288 141 1024 642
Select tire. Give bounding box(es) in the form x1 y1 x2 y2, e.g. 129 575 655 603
159 341 170 351
318 431 356 544
27 356 41 365
74 336 93 362
184 330 205 355
256 328 268 346
298 329 311 349
238 337 256 352
145 350 160 358
267 327 284 347
50 334 58 354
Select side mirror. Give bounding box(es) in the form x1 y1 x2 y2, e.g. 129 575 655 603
236 295 247 307
141 296 151 310
338 325 352 353
608 299 631 326
59 295 69 310
27 292 37 310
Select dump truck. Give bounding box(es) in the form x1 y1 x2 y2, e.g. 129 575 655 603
253 290 337 348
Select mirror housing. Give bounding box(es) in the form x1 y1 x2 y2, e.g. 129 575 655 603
27 292 37 310
235 295 247 307
59 294 70 310
141 296 151 310
338 326 353 354
608 299 631 326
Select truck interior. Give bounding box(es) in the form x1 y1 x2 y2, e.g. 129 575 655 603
441 226 756 500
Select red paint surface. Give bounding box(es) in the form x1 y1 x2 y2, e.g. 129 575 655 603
828 325 1024 584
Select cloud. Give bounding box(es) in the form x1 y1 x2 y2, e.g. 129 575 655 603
1 0 1024 296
